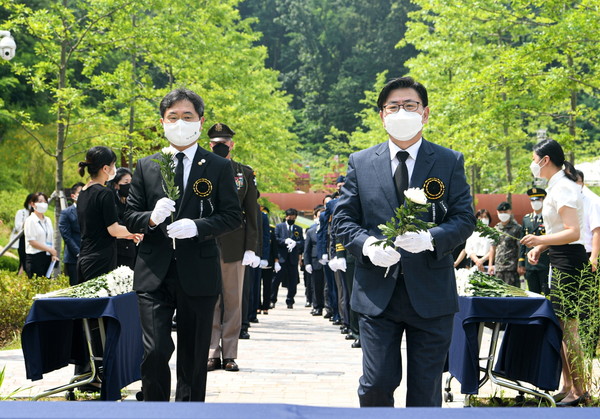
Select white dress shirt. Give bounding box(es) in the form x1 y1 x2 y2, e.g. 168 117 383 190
542 170 584 244
166 143 198 192
580 185 600 252
24 213 53 255
465 231 493 258
389 139 422 180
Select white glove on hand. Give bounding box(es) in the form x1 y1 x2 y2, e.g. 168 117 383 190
329 257 340 272
305 264 313 274
274 261 282 273
337 257 347 272
363 236 401 268
394 231 434 253
318 254 329 265
150 197 176 226
259 259 269 269
166 218 198 239
285 238 297 252
242 250 261 268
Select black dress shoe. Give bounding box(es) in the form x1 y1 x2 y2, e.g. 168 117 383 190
239 330 250 339
223 358 239 372
332 319 342 325
341 327 351 334
262 310 269 315
556 392 591 407
305 302 312 307
249 318 259 323
351 338 361 348
269 302 276 309
345 333 355 340
323 311 333 319
287 304 293 309
207 358 221 371
312 309 323 316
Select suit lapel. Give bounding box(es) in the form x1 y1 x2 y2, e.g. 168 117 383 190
373 142 397 212
176 147 209 219
410 139 436 190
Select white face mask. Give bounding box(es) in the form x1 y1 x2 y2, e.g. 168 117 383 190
106 166 116 182
35 202 48 214
529 157 546 178
498 213 511 223
163 119 202 147
480 218 490 226
531 201 543 211
383 109 423 142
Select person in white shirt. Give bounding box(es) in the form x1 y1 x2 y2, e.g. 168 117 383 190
463 208 494 272
24 192 59 278
9 193 35 275
521 139 589 406
574 170 600 271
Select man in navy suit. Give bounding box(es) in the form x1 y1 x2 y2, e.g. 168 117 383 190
59 182 84 285
270 208 304 308
333 77 475 407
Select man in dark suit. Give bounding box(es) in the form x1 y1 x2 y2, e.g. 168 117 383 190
333 77 475 407
206 122 259 373
58 182 84 285
271 208 304 308
518 187 549 294
304 205 325 315
124 88 242 402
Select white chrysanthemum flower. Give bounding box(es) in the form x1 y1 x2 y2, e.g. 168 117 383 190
404 188 428 205
161 147 175 156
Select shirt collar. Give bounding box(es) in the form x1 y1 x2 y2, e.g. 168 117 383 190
547 169 565 190
388 138 422 162
166 143 198 162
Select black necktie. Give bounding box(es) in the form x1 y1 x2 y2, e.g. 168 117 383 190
394 151 409 205
175 152 185 201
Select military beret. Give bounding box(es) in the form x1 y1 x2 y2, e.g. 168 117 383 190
497 201 511 211
207 123 235 141
526 187 547 200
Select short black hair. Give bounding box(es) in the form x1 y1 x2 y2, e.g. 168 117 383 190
377 76 428 111
71 182 85 195
159 88 205 118
285 208 298 217
476 208 491 220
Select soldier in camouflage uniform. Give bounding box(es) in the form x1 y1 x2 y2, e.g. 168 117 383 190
490 201 522 287
518 188 550 294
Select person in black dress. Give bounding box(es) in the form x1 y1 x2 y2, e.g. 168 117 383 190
77 147 142 283
108 167 137 269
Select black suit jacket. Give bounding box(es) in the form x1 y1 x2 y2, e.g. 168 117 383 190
303 224 322 270
275 222 304 265
124 146 242 297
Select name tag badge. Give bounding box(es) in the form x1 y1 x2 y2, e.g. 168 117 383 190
235 173 245 190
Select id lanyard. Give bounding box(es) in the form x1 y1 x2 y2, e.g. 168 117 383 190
38 218 51 246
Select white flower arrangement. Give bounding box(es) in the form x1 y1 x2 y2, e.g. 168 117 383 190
161 147 175 156
33 266 134 299
455 267 476 296
404 187 428 205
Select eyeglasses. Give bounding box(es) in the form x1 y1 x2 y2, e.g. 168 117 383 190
383 100 421 113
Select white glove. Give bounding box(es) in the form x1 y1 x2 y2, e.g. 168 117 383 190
259 259 269 269
329 257 340 272
242 250 261 268
318 254 329 265
337 257 347 272
150 197 176 226
305 264 313 274
274 261 282 273
285 238 297 252
362 236 401 268
394 231 434 253
166 218 198 239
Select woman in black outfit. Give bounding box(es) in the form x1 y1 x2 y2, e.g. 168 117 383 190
108 167 137 269
77 147 142 283
521 139 589 406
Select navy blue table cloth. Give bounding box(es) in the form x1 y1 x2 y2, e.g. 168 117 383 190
21 292 143 401
448 296 562 394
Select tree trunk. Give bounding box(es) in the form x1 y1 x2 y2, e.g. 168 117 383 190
568 55 577 164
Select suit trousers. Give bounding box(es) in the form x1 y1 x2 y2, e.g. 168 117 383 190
260 267 273 310
137 259 217 401
525 268 549 295
310 268 325 310
335 270 350 326
358 275 454 407
324 265 339 320
64 262 78 286
209 259 245 359
240 265 252 333
304 270 313 305
270 262 299 305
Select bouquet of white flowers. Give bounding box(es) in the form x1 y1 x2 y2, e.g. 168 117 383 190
33 266 134 299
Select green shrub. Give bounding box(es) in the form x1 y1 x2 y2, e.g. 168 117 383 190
0 256 19 272
0 270 69 348
0 189 29 230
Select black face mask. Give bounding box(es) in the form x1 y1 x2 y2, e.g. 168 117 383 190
286 219 295 226
212 143 230 158
118 183 130 198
